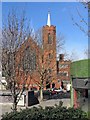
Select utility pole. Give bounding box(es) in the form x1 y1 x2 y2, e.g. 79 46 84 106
70 75 74 107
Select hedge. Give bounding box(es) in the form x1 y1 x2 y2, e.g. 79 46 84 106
2 102 89 120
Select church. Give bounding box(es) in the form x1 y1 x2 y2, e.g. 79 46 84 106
15 12 71 90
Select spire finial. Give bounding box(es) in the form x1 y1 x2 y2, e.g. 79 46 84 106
47 11 51 27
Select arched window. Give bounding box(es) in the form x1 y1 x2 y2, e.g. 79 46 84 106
48 53 53 59
48 33 52 44
52 83 55 88
22 46 36 72
48 68 52 73
46 81 50 89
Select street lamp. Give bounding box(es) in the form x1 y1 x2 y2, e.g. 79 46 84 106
70 75 74 107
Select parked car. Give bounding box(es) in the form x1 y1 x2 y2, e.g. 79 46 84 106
51 87 64 95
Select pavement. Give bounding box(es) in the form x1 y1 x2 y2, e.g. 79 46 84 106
0 98 70 120
36 99 70 108
0 97 88 120
0 91 88 119
0 103 13 119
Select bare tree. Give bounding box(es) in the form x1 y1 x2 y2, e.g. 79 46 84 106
2 9 65 106
84 48 90 58
2 10 34 111
0 29 2 74
63 50 79 62
56 33 65 55
71 0 89 36
30 28 65 101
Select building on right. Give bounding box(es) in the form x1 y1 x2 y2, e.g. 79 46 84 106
57 54 71 89
70 59 90 112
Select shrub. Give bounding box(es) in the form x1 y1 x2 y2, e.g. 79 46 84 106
2 104 89 120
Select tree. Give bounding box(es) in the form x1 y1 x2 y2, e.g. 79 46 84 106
63 49 79 62
2 10 34 111
0 29 2 73
56 33 65 57
69 1 89 61
2 9 65 106
30 28 65 101
71 0 89 36
84 48 90 58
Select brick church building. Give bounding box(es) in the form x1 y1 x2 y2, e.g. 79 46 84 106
15 12 71 90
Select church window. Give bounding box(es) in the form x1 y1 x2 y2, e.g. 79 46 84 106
22 46 36 72
48 33 52 44
48 68 52 73
59 64 68 68
59 71 68 76
48 53 53 59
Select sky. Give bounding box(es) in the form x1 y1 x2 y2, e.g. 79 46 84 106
1 2 88 60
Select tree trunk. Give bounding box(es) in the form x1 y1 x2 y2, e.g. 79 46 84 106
13 96 17 112
13 103 17 112
40 87 43 101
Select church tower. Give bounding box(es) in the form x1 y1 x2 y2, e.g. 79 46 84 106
42 11 57 89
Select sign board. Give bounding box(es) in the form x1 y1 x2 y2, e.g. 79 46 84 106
0 77 7 90
72 77 90 89
17 94 25 106
26 90 39 107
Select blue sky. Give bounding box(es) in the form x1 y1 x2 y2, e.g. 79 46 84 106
2 2 88 60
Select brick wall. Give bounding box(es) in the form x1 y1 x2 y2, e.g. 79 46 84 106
57 54 71 87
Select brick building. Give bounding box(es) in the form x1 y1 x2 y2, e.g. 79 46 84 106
42 24 57 89
17 12 71 90
3 12 71 90
15 37 40 89
57 54 71 89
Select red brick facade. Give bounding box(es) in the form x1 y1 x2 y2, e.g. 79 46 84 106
57 54 71 88
16 25 71 90
42 25 57 88
15 37 41 90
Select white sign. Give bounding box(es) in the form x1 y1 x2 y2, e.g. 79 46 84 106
66 84 71 91
17 94 25 106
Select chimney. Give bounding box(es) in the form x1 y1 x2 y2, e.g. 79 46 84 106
59 54 64 61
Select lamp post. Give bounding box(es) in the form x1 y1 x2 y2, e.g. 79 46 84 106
70 75 74 107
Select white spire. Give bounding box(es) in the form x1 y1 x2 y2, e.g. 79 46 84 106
47 11 51 27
